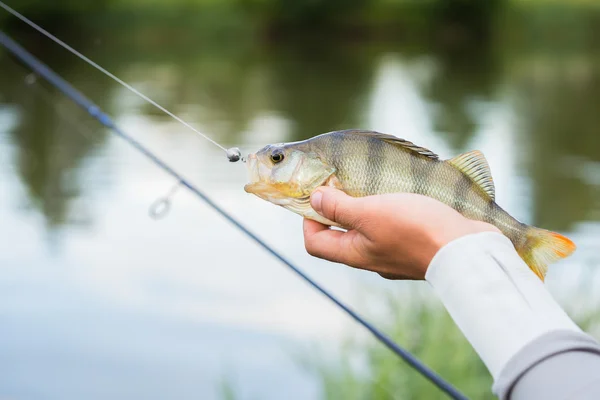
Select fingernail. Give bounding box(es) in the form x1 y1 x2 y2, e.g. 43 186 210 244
311 190 323 213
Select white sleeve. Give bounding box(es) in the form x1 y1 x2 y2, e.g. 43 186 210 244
424 231 582 380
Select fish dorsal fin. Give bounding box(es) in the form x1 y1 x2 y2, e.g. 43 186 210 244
447 150 495 200
343 130 439 160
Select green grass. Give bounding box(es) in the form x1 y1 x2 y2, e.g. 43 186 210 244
295 284 600 400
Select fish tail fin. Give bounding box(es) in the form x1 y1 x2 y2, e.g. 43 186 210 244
517 226 576 281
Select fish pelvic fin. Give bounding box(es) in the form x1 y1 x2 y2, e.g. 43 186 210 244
517 227 576 281
447 150 495 200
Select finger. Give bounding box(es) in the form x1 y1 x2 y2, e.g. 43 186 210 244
303 218 353 264
303 217 329 235
310 187 362 229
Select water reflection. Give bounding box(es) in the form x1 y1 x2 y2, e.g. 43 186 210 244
3 15 598 233
513 56 600 231
422 35 500 151
0 6 599 399
265 39 377 138
0 74 106 232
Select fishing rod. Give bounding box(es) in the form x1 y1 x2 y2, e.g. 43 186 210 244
0 4 468 399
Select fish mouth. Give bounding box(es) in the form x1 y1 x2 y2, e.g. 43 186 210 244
244 180 291 202
244 153 259 185
243 153 283 198
244 181 279 196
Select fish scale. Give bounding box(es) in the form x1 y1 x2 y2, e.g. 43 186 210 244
245 129 576 281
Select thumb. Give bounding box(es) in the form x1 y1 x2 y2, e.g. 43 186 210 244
310 187 361 229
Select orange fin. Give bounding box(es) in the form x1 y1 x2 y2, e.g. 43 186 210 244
517 228 576 281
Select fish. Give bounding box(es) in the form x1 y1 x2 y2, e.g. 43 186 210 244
244 129 576 281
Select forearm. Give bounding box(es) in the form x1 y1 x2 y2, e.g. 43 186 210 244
425 232 600 399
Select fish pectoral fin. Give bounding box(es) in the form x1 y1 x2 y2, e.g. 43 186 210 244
284 197 340 227
447 150 495 200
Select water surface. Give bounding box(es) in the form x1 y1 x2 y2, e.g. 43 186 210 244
0 9 599 399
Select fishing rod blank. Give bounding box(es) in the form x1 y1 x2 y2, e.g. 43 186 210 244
0 21 468 400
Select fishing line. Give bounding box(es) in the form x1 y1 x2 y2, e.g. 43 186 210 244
0 0 243 161
0 13 468 400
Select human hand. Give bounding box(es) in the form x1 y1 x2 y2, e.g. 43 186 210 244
302 187 501 280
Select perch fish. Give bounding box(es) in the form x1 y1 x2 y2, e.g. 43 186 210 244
244 129 576 281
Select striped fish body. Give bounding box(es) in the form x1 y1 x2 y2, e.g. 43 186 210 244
244 130 575 280
304 131 524 241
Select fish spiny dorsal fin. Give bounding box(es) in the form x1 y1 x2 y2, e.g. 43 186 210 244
342 130 439 160
447 150 495 200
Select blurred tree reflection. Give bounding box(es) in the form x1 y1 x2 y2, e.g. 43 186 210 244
266 39 376 141
1 0 598 237
424 41 500 151
0 29 111 229
515 60 600 231
506 5 600 231
421 0 503 151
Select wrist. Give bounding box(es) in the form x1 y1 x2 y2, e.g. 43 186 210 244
427 220 501 270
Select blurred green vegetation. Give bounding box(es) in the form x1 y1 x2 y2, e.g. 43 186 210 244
3 0 504 39
294 284 600 400
296 289 495 400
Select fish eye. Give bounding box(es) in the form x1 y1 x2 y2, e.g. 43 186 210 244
270 150 284 163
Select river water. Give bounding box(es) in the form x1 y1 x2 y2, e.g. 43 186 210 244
0 8 599 399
